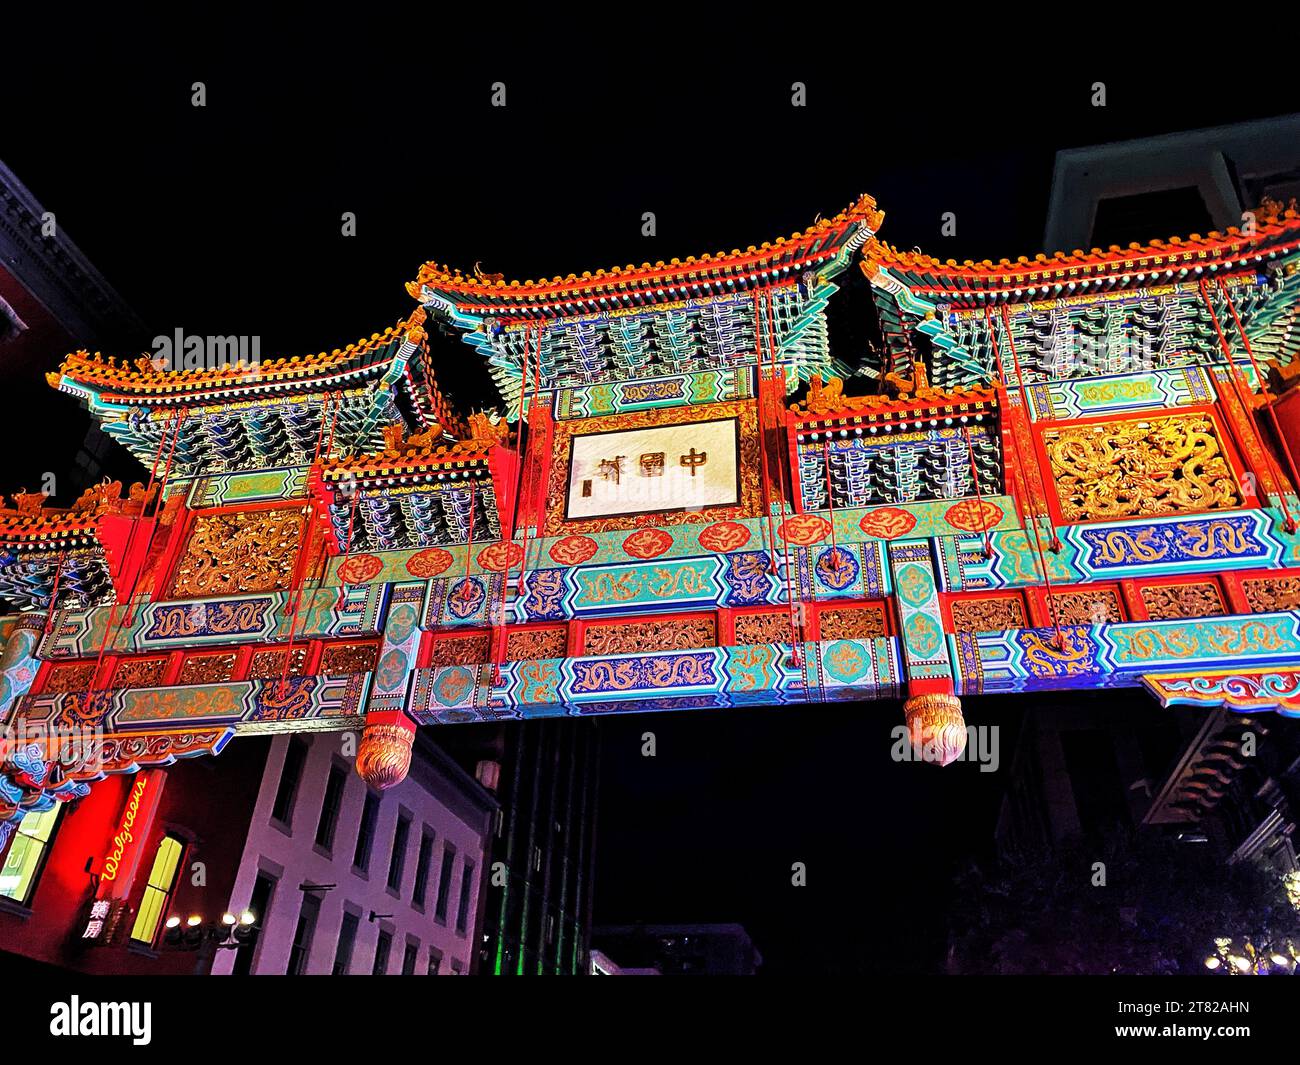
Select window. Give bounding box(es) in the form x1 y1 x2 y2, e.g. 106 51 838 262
333 910 360 975
130 834 185 944
435 847 456 922
231 871 276 976
0 806 62 905
388 813 411 894
413 830 435 908
353 791 380 873
402 939 419 975
316 764 347 850
457 860 475 934
373 929 392 975
287 892 321 975
272 737 308 826
427 946 443 975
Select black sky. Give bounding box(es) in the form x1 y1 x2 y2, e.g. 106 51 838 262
4 16 1299 972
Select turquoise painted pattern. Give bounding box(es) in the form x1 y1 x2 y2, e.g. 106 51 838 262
939 509 1293 591
887 539 952 681
1026 366 1215 420
405 636 901 721
38 584 385 658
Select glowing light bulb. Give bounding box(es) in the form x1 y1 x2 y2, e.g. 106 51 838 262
240 910 256 926
221 912 237 926
187 915 203 927
165 915 182 930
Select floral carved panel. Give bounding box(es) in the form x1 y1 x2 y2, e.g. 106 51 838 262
949 596 1026 633
1139 582 1226 621
581 616 717 656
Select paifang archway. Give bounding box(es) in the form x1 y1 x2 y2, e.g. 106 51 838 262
4 192 1300 829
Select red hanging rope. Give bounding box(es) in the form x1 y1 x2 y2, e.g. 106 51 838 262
275 502 321 697
752 291 781 574
962 426 994 559
984 306 1063 646
764 289 805 666
43 549 67 634
112 408 178 622
100 404 182 682
1007 437 1065 648
1198 279 1297 531
320 391 341 462
822 439 841 572
1218 279 1272 401
999 304 1061 552
494 325 537 687
118 407 187 631
335 487 362 611
279 392 341 694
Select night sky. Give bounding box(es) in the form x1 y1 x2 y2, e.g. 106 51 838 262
5 18 1300 973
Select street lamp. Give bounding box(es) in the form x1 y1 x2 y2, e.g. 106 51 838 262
163 909 259 952
1204 935 1298 975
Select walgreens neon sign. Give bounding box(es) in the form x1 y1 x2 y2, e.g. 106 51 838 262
101 778 147 883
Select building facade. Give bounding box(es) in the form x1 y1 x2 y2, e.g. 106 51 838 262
0 731 492 975
441 719 600 975
210 732 494 975
0 159 146 492
0 737 266 974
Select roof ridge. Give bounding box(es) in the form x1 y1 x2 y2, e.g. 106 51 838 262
869 200 1300 277
408 194 884 297
47 315 424 392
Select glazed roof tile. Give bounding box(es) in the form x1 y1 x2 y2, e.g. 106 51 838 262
866 201 1300 294
47 318 423 398
409 195 884 309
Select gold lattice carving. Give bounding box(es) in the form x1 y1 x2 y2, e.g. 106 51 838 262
112 657 169 689
1042 414 1241 522
177 653 238 686
818 606 888 641
1139 582 1226 621
1050 590 1122 625
950 596 1026 633
44 662 96 693
248 647 308 679
430 633 491 666
733 612 791 646
319 642 380 675
505 628 568 661
168 509 305 599
1242 575 1300 613
581 616 716 656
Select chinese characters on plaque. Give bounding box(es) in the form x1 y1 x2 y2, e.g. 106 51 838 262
565 418 740 520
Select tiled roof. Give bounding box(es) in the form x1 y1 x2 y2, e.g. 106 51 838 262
408 194 884 310
47 318 423 398
865 200 1300 295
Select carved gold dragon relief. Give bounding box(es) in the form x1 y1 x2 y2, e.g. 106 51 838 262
168 509 305 598
1043 414 1241 522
